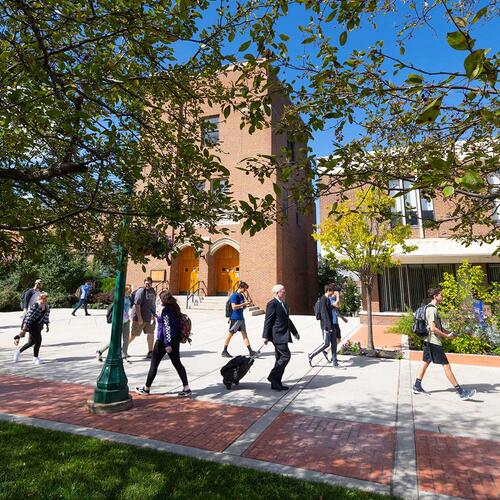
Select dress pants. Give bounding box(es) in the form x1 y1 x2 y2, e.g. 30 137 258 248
268 342 291 384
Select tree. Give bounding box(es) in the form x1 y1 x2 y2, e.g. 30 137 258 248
238 1 499 249
0 0 289 263
315 187 416 350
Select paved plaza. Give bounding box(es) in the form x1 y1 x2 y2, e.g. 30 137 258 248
0 308 499 499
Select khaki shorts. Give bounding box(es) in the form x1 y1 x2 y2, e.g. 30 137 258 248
131 321 155 337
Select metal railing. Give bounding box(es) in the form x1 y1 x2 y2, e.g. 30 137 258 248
153 280 169 294
186 280 207 309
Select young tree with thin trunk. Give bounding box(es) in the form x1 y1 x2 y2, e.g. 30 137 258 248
316 188 416 350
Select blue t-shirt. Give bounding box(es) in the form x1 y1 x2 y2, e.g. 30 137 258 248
229 292 244 321
80 284 93 300
329 296 339 324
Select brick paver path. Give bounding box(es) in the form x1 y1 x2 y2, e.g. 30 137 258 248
0 375 264 452
416 431 500 500
349 325 402 350
243 412 396 484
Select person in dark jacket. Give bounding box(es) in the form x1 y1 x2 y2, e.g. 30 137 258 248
308 284 340 367
13 292 50 365
262 284 300 391
136 292 191 397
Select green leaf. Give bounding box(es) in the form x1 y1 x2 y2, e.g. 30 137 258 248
238 41 251 52
339 31 347 46
471 7 488 25
416 97 443 125
464 49 485 80
279 33 290 41
446 31 474 51
223 106 231 119
452 17 468 29
406 73 424 85
302 36 315 45
443 186 455 197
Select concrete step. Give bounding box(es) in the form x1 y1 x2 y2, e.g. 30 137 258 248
251 309 265 316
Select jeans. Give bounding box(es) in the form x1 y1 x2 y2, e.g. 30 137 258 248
309 328 338 363
73 299 89 315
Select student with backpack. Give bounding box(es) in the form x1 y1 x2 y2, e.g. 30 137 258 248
71 279 93 316
13 292 50 365
221 281 256 358
96 284 132 362
14 279 43 346
412 287 476 401
309 284 342 367
136 292 191 397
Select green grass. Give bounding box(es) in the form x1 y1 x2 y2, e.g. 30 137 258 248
0 420 395 500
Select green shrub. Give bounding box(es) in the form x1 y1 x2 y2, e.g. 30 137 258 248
0 287 20 311
339 277 361 316
388 310 425 349
450 335 491 355
98 277 115 293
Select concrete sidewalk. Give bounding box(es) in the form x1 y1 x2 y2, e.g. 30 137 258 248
0 309 498 499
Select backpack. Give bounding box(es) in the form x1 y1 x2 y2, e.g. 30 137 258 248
75 286 81 299
106 304 113 324
180 313 192 344
130 288 139 307
225 298 232 318
20 288 32 310
412 304 435 337
313 297 321 320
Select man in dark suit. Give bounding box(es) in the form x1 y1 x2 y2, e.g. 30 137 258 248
262 284 300 391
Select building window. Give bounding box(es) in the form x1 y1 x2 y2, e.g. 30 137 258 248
488 173 500 224
210 177 229 195
487 263 500 284
202 116 219 145
379 264 456 312
389 179 434 227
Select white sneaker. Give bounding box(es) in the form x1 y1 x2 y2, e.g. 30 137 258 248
33 357 43 365
13 350 21 362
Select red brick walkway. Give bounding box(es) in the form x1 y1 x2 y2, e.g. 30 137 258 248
243 412 396 484
416 431 500 500
0 375 264 452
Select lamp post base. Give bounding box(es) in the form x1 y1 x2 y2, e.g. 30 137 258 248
86 396 133 414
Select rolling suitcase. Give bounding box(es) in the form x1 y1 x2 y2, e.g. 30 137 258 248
220 345 264 389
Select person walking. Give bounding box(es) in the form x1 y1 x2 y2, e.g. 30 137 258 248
96 284 132 362
71 279 93 316
412 287 476 401
13 292 50 365
262 284 300 391
136 292 191 397
128 277 156 358
308 284 342 367
221 281 255 358
14 279 44 346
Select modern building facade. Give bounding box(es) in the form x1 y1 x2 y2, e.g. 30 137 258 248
127 69 318 314
319 178 499 319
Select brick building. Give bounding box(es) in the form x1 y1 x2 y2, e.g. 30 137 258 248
127 70 318 314
319 176 499 321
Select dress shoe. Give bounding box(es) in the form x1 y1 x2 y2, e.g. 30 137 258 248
270 384 282 391
279 385 289 391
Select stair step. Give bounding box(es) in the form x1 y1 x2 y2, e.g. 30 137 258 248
251 309 265 316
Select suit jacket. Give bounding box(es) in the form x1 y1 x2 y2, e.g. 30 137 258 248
262 298 299 344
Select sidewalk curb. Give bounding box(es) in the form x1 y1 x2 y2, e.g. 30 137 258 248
0 412 391 496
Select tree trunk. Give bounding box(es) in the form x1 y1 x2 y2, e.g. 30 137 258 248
366 283 374 350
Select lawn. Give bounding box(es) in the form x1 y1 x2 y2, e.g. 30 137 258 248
0 420 394 500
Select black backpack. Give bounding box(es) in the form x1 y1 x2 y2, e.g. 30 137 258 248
313 297 321 320
106 304 113 324
20 288 32 309
225 298 232 318
412 304 435 337
130 288 139 307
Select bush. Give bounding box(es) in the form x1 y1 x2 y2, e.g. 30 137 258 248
0 287 20 311
339 277 361 316
90 292 113 305
98 277 115 294
388 310 425 349
450 335 491 355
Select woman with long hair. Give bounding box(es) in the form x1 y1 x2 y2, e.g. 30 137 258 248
136 292 191 396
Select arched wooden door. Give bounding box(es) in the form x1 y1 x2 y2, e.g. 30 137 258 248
214 246 239 295
178 247 199 294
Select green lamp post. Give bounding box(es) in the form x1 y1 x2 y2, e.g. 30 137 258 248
87 221 133 413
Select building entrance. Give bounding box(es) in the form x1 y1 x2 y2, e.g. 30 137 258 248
178 247 199 294
214 246 239 295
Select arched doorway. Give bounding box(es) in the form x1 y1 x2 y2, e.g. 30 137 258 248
178 247 199 294
214 246 239 295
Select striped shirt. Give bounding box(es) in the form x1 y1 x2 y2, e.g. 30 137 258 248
24 302 50 328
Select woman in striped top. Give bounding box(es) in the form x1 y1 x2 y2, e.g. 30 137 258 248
14 292 50 365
